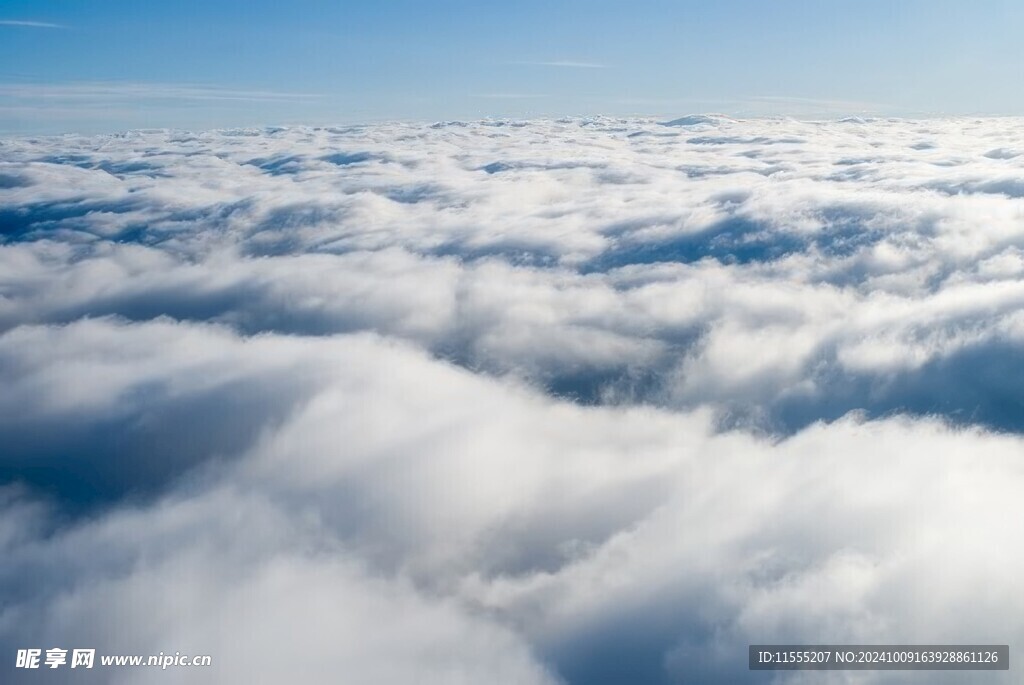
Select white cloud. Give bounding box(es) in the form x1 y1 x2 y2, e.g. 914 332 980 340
2 115 1024 682
1 322 1022 683
0 20 65 29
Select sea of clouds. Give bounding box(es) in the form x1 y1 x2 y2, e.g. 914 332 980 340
1 115 1023 683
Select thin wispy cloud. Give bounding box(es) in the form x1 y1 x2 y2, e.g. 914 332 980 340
744 94 890 114
0 19 66 29
472 92 548 100
510 60 609 69
0 82 322 102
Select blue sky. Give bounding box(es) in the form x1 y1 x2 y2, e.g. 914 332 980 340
1 0 1022 133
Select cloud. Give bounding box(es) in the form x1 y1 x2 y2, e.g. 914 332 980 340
1 324 1022 684
2 115 1024 683
511 61 609 69
0 82 322 102
4 117 1023 430
0 474 560 685
743 95 892 115
0 20 65 29
472 93 549 100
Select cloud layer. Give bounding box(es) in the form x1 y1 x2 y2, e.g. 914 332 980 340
2 116 1024 683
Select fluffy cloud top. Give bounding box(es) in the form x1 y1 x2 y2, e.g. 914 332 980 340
1 116 1023 683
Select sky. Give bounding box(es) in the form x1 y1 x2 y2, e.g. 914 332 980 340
1 0 1023 133
4 4 1024 681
